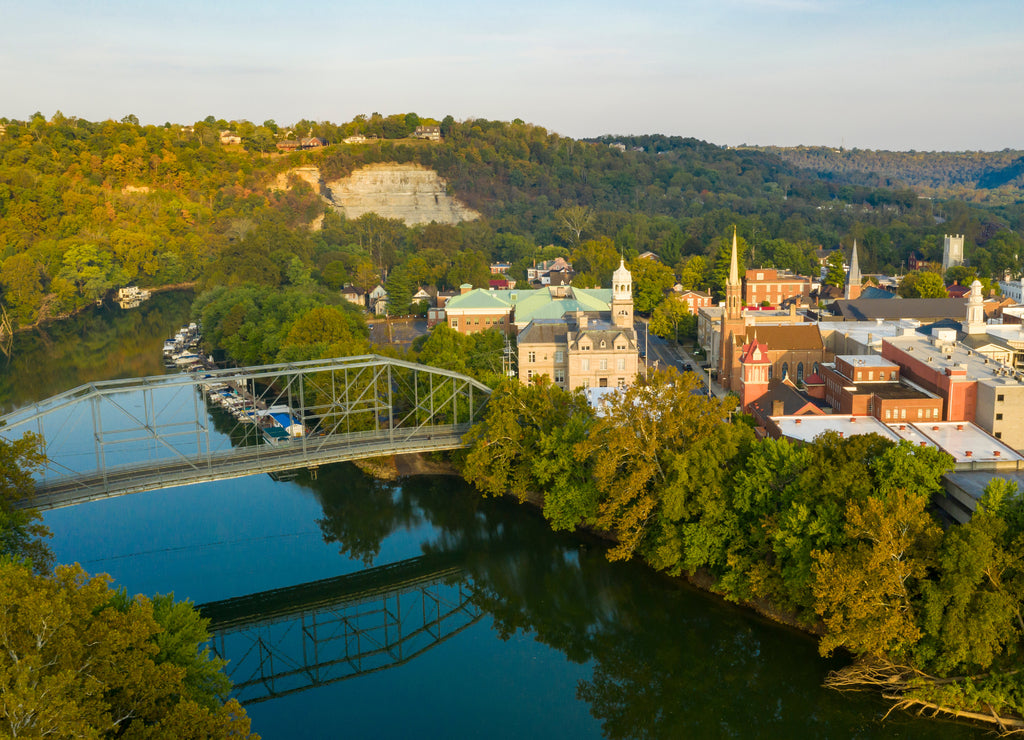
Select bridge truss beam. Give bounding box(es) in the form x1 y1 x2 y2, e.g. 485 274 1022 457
0 355 491 509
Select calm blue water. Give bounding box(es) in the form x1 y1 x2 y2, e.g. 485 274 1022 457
17 294 985 739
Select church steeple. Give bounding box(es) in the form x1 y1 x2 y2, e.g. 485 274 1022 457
611 258 633 328
845 239 862 300
725 226 742 320
965 279 986 335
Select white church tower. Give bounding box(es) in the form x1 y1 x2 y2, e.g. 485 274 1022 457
611 258 633 328
964 279 987 335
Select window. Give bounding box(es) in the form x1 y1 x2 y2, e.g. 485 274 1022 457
617 378 626 387
768 365 774 380
600 359 608 371
901 409 906 419
891 371 897 380
528 351 536 363
554 369 565 383
600 340 606 348
581 344 590 351
885 409 891 420
451 319 459 328
599 378 608 387
996 432 1003 439
998 394 1005 402
527 370 534 380
485 319 491 325
997 413 1004 421
581 378 590 388
797 362 804 382
782 362 789 379
617 358 626 371
555 350 564 363
918 408 923 419
582 359 590 371
868 371 873 380
925 409 931 419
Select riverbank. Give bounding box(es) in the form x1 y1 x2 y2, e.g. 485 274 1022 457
11 283 197 333
362 450 1022 736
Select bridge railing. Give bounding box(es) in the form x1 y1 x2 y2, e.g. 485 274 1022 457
0 355 491 505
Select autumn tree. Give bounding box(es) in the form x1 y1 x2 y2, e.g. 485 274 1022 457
577 369 735 561
0 561 255 739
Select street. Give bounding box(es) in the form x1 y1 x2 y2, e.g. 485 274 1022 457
635 319 726 399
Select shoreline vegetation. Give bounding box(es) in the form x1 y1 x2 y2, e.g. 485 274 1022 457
443 371 1024 735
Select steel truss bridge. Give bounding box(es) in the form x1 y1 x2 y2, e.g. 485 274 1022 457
199 553 481 705
1 355 491 510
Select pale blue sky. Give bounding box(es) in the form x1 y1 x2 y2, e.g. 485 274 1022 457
2 0 1021 150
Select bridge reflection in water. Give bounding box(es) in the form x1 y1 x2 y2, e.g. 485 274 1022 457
1 355 490 510
199 553 481 706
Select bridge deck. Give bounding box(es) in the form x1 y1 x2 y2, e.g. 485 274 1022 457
23 425 471 511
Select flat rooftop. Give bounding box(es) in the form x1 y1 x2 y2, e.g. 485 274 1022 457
889 421 1024 464
836 354 898 367
772 415 901 444
886 332 1024 387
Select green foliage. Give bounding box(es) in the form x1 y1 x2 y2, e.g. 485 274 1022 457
194 284 367 366
628 257 675 314
898 270 947 298
0 432 51 574
823 251 846 288
649 297 696 342
0 561 254 738
415 324 506 386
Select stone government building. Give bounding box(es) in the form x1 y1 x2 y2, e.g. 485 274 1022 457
444 260 640 389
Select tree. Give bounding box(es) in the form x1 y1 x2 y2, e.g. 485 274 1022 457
0 432 51 574
556 205 593 246
823 251 846 289
675 255 707 291
813 488 942 662
649 296 695 343
1 253 46 325
570 237 619 288
899 270 946 298
577 369 735 561
629 257 675 314
0 561 255 738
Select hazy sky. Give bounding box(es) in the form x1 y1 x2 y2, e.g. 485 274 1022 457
2 0 1021 151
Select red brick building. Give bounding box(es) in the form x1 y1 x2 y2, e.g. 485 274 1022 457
744 268 811 307
819 355 943 422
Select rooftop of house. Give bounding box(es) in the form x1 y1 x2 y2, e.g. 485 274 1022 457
835 354 897 368
741 324 823 350
884 331 1024 389
888 421 1024 464
748 381 825 418
517 318 570 345
829 297 969 321
773 414 902 444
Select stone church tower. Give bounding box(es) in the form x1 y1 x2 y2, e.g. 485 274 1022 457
611 259 633 328
942 234 965 274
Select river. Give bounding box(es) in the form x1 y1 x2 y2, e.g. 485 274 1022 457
6 292 983 739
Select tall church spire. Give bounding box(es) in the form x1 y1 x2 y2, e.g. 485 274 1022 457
845 239 862 300
729 226 740 287
725 226 742 321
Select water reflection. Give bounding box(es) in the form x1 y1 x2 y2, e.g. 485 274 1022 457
296 472 978 739
0 292 193 412
200 553 480 706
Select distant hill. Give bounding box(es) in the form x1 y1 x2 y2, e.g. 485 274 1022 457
751 146 1024 201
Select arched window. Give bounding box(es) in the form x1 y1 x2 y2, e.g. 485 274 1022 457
781 362 789 380
797 362 804 382
812 362 819 375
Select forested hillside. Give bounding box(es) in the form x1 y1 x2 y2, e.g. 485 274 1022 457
2 111 1024 330
755 145 1024 202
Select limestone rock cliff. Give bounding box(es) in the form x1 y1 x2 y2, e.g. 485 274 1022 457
326 163 480 225
270 162 479 226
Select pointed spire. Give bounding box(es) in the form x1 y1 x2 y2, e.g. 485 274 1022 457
845 239 862 299
728 226 739 286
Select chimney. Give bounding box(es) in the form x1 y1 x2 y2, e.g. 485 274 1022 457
920 441 927 447
994 450 1002 457
839 432 844 438
772 399 784 416
795 418 802 424
956 424 964 431
965 450 973 457
577 310 588 329
460 283 472 295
